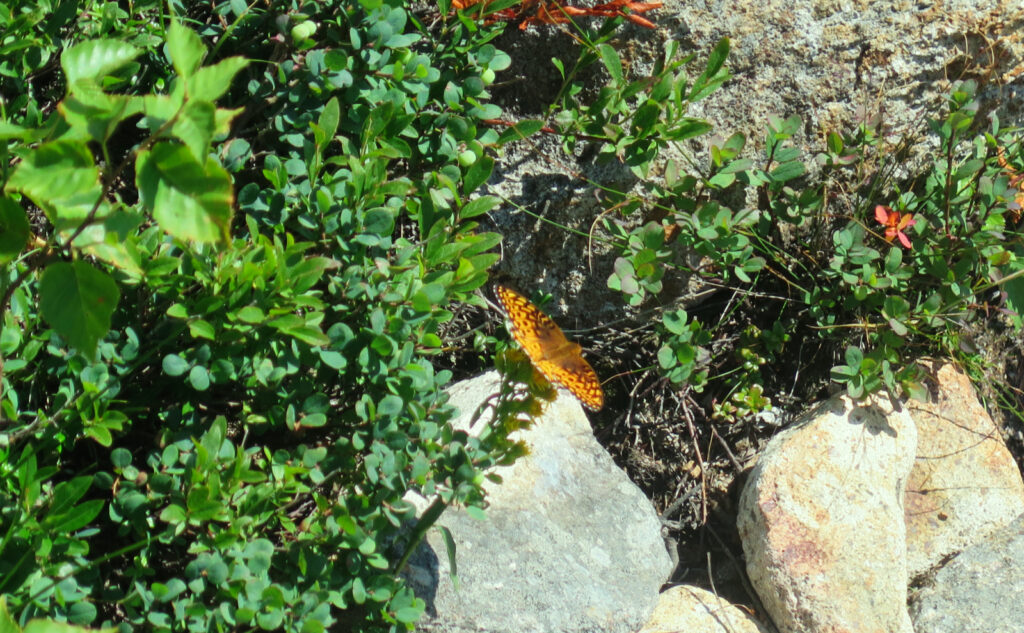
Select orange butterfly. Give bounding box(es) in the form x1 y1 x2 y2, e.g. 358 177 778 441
874 205 915 249
495 285 604 411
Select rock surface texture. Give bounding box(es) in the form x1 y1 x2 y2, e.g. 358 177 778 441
737 394 918 633
909 512 1024 633
405 358 1024 632
665 0 1024 167
638 585 770 633
404 372 672 633
904 360 1024 577
487 0 1024 313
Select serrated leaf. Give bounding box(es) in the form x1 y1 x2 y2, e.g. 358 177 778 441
136 142 234 244
187 56 249 102
167 20 205 79
39 261 119 355
172 100 216 162
0 196 30 261
6 140 104 222
61 39 140 86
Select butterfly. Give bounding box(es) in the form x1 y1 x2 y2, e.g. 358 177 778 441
495 285 604 411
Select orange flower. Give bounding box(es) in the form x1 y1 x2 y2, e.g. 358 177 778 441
874 205 915 249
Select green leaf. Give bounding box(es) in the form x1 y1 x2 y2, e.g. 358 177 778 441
657 345 676 369
188 319 216 340
47 499 104 533
1003 264 1024 329
6 140 104 222
167 20 206 79
268 315 330 347
160 504 187 525
188 56 249 102
598 44 622 84
39 261 120 355
459 196 499 220
235 306 266 324
111 448 132 468
463 155 494 194
49 476 92 515
318 97 340 144
0 195 30 261
136 142 234 244
0 121 43 142
497 120 545 145
162 354 190 376
60 83 141 144
299 413 327 428
61 39 140 86
844 346 864 368
362 208 395 235
666 119 713 142
689 38 731 101
187 487 224 520
189 365 211 391
85 426 113 446
903 380 928 402
22 617 118 633
769 161 805 183
352 577 366 604
830 364 856 380
883 295 910 322
378 395 404 418
394 606 423 624
172 100 216 162
438 525 459 591
887 318 908 337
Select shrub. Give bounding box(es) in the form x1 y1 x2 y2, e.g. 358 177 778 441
0 1 520 630
543 32 1023 408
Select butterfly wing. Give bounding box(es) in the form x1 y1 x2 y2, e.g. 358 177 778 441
495 285 604 411
535 354 604 410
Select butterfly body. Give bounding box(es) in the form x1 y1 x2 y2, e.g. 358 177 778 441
495 285 604 411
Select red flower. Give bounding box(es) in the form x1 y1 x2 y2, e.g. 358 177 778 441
874 205 915 249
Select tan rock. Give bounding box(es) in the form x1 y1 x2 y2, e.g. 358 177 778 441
737 394 917 633
904 360 1024 578
638 585 770 633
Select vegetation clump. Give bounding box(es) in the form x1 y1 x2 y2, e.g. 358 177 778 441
0 1 1021 631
